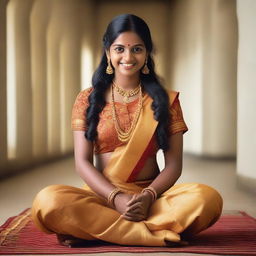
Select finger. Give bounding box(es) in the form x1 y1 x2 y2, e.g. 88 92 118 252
126 202 143 212
127 207 144 214
124 211 144 218
126 194 138 206
122 214 145 222
123 212 145 221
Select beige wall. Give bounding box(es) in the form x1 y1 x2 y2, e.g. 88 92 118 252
237 0 256 192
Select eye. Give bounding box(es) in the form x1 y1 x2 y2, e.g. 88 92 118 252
132 47 143 53
114 47 124 53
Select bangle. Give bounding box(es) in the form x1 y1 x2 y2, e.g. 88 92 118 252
107 188 122 207
142 186 157 202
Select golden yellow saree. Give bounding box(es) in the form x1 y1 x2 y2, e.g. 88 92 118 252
32 90 223 246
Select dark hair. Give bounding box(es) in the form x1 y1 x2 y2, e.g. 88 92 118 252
86 14 170 151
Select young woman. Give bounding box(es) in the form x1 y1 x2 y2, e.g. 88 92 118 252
32 14 223 247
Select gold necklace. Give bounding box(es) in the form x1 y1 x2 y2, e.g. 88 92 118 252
113 81 141 103
110 84 143 142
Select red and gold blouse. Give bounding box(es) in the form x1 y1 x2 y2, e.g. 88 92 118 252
71 87 188 155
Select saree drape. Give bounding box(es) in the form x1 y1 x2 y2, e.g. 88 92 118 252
32 91 223 246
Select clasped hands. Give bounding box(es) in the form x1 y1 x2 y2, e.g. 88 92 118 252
113 191 153 222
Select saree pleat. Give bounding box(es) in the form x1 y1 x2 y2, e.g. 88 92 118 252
31 91 223 246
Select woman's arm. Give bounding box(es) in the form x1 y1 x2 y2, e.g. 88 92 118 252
73 131 117 199
74 131 134 215
149 131 183 196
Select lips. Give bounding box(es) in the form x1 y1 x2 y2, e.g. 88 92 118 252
120 63 135 67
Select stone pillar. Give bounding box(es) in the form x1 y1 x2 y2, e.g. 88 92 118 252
0 0 9 173
7 0 33 163
46 0 94 155
46 1 61 156
30 0 51 159
201 0 237 157
237 0 256 193
80 0 95 90
168 0 237 157
59 0 84 153
60 37 81 153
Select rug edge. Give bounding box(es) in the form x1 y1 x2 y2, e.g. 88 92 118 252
0 208 30 230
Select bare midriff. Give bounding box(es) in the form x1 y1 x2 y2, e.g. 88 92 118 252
95 151 160 181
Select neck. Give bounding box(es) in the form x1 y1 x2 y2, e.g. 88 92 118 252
113 73 140 90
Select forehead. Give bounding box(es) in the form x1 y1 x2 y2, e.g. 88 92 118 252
111 31 145 47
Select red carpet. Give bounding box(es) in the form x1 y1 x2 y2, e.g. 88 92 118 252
0 209 256 255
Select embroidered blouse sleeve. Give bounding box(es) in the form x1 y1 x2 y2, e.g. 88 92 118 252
169 94 188 135
71 88 92 131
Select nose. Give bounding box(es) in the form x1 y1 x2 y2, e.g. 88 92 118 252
123 49 134 62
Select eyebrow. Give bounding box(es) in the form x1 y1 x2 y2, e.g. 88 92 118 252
112 44 144 47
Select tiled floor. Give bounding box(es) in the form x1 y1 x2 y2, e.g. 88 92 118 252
0 153 255 256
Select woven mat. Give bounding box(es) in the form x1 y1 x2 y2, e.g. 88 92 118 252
0 209 256 255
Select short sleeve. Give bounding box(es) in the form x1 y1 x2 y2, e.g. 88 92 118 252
169 94 188 135
71 88 93 131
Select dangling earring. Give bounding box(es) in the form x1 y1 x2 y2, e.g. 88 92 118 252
142 59 150 74
106 58 114 74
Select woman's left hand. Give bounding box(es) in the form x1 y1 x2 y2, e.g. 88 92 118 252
122 192 153 222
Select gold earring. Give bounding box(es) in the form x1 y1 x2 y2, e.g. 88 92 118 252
142 59 150 74
106 58 114 74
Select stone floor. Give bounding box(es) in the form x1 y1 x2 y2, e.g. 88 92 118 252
0 153 255 256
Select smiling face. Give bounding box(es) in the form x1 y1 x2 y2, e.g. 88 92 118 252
106 31 148 77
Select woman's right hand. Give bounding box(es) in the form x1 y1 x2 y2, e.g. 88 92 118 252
113 193 146 222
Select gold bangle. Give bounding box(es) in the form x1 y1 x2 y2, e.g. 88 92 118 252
107 188 122 207
142 186 157 202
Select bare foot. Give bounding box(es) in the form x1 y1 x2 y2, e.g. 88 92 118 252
57 234 88 247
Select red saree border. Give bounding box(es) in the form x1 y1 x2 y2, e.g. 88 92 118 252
127 134 156 183
126 90 179 183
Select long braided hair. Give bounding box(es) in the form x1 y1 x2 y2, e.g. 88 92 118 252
85 14 170 151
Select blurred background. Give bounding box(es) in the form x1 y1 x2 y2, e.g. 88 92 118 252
0 0 255 223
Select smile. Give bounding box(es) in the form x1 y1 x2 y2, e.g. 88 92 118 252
120 63 135 67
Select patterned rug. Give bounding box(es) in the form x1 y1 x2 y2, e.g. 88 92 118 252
0 209 255 255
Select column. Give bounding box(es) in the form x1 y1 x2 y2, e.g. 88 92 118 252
0 0 9 173
7 0 33 164
46 1 61 156
59 0 84 153
201 0 237 157
237 0 256 193
168 0 237 157
30 0 51 159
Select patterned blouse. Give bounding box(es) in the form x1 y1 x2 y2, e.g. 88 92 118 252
71 87 188 155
